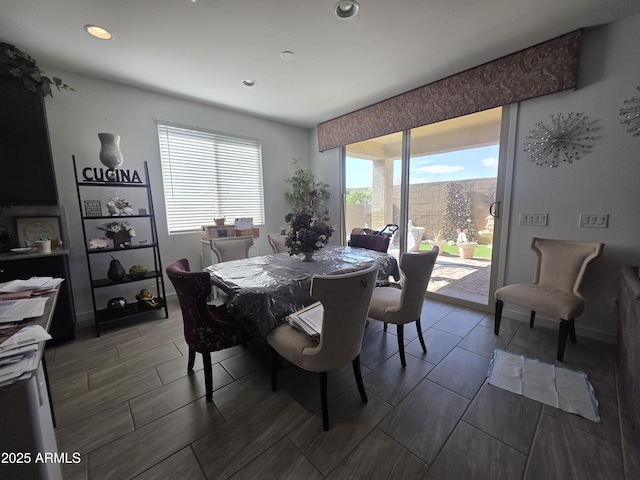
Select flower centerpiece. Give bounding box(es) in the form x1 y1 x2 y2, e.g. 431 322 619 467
98 221 136 249
284 206 334 261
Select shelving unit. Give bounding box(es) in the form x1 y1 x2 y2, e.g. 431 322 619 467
73 156 168 336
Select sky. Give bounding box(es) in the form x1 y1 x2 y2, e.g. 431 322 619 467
346 144 500 188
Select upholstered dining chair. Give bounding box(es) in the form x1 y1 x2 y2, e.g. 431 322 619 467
494 237 604 362
267 264 378 431
209 236 254 263
368 248 438 367
348 232 391 253
166 258 248 402
268 233 288 254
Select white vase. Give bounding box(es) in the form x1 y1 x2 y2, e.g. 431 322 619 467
98 133 124 169
302 252 315 262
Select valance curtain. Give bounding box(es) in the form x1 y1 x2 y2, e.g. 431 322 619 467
317 30 582 152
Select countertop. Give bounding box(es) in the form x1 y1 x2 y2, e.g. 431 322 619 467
0 248 70 261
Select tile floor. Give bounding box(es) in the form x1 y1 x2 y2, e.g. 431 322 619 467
45 295 629 480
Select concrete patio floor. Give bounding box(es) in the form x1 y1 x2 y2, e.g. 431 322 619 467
427 252 492 305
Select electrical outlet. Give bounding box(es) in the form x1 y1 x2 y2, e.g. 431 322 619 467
579 213 608 228
519 213 548 226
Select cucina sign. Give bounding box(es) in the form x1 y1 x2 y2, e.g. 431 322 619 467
82 167 142 183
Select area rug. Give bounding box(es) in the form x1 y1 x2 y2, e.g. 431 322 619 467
487 349 600 423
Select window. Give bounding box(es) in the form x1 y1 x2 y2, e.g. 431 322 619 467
157 122 265 234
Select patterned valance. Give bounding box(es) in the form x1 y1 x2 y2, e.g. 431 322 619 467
317 30 582 152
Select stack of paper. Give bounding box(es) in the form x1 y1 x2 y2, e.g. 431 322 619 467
0 297 48 324
0 325 51 387
0 276 64 293
287 302 324 339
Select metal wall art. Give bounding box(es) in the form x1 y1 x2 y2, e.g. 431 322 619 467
620 86 640 137
524 112 597 168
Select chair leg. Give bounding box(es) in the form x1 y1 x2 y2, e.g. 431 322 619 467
352 355 368 404
383 322 388 332
270 347 278 392
568 319 577 343
187 346 196 371
529 311 536 328
557 320 571 362
201 351 213 402
319 372 329 431
494 300 503 335
416 317 427 353
397 324 406 368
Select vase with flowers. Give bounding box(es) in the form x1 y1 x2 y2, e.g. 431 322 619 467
98 221 136 250
284 207 334 261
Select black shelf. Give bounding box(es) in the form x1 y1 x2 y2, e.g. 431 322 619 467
87 244 156 254
74 157 168 336
92 270 162 288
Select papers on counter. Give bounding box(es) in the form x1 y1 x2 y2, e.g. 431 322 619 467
0 297 48 323
287 302 324 339
0 276 64 293
0 325 51 387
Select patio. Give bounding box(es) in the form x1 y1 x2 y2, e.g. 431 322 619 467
428 253 492 304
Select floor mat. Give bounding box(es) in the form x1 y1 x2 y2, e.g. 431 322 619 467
487 349 600 422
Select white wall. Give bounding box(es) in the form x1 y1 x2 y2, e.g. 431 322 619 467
310 14 640 342
43 71 309 319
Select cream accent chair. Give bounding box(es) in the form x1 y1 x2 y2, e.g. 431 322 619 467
267 264 378 431
494 237 604 362
268 233 288 254
368 249 438 367
209 236 254 263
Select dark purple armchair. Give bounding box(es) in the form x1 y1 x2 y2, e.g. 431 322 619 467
166 258 247 402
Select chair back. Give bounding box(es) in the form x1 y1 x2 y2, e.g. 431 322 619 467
166 258 213 349
302 264 378 372
348 233 391 253
531 237 604 294
210 236 254 262
268 233 288 254
385 249 438 325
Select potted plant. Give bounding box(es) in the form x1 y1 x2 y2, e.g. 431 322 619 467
284 160 330 219
429 230 447 253
456 228 477 259
0 42 72 96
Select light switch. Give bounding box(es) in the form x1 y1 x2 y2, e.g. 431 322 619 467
579 213 608 228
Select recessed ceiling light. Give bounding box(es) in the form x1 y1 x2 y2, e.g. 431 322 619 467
242 79 257 87
84 24 112 40
334 1 359 19
280 51 295 60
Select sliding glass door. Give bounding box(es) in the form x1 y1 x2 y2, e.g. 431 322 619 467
344 107 505 308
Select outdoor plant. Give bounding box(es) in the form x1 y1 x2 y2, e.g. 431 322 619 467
0 42 73 97
284 160 330 219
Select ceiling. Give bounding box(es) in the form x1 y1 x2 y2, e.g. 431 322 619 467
1 1 639 129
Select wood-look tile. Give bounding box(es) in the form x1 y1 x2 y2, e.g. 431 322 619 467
134 446 206 480
432 308 483 338
363 353 434 406
220 347 268 379
463 383 541 454
288 386 393 475
49 369 88 405
59 454 87 480
524 413 624 480
89 399 225 480
130 363 233 428
48 345 120 381
404 327 461 364
379 379 469 465
54 367 162 427
458 323 514 358
359 330 400 370
426 347 490 399
541 378 620 446
88 342 182 389
116 323 184 359
50 327 140 368
192 390 310 480
228 437 324 480
326 428 429 480
55 402 133 455
425 422 527 479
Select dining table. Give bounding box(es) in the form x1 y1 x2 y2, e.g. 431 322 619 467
204 246 400 337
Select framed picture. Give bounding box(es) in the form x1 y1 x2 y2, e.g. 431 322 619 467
84 200 102 217
15 216 62 245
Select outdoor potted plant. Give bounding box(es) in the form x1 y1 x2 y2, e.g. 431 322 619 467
429 230 447 253
456 228 477 259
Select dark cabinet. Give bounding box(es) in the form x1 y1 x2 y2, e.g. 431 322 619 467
0 252 76 342
0 82 58 206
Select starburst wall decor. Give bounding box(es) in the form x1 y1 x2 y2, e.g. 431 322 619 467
524 112 598 168
620 86 640 137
